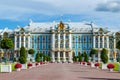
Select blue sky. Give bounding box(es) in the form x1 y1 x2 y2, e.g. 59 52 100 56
0 0 120 32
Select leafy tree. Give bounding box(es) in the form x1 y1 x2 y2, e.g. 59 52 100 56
46 56 51 62
84 52 89 62
78 55 82 62
90 49 98 62
0 38 14 62
100 48 108 64
19 46 27 64
73 56 77 62
43 55 47 62
35 52 40 62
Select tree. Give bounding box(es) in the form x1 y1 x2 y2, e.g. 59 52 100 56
46 56 51 62
19 46 27 64
0 38 14 62
73 56 77 62
35 52 40 62
28 49 34 55
84 52 89 62
90 49 98 62
78 55 82 62
116 40 120 50
100 48 108 64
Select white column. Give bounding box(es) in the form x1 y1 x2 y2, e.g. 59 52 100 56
69 33 72 49
52 33 55 51
14 35 17 50
106 36 110 61
113 38 116 62
63 33 66 62
28 35 30 49
23 35 25 47
63 33 66 49
102 36 104 48
98 36 100 48
106 36 109 48
58 33 60 49
69 31 72 62
69 52 73 63
19 35 21 48
57 52 60 62
93 36 96 48
98 35 100 62
52 52 55 62
63 52 66 62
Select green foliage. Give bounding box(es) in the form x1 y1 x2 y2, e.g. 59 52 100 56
13 57 16 62
20 46 27 58
84 52 89 62
90 49 98 62
116 40 120 49
28 49 34 55
19 56 27 64
117 57 120 62
0 38 14 49
78 55 82 62
43 56 47 62
46 56 51 62
19 46 27 64
90 49 98 56
0 38 14 62
35 52 40 62
100 48 108 64
73 56 77 62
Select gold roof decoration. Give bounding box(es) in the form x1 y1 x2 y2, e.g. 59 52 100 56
20 28 25 31
99 28 103 32
115 32 120 36
58 21 65 29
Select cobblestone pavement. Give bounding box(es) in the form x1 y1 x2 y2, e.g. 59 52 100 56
0 63 120 80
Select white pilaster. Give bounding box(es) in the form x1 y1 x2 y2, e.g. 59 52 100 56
106 36 109 48
63 52 66 62
28 35 30 49
69 52 73 63
19 35 21 48
98 35 100 62
102 36 104 48
58 33 60 49
98 36 100 48
93 35 96 48
69 33 72 49
23 35 25 47
63 33 66 48
52 52 55 62
113 37 116 62
52 33 55 49
58 52 60 62
14 35 17 50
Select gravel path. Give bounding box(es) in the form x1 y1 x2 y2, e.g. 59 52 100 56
0 63 119 80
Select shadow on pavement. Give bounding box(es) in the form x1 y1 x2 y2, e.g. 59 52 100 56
79 77 120 80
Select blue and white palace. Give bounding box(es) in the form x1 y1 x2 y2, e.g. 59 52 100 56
0 21 120 62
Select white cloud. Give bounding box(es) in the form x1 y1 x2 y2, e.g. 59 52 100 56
96 0 120 12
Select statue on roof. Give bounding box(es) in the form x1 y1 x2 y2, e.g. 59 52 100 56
58 21 65 29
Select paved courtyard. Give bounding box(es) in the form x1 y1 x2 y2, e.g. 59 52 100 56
0 63 120 80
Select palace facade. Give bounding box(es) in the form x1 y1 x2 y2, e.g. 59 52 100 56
0 21 120 62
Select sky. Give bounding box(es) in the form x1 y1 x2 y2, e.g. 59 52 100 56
0 0 120 32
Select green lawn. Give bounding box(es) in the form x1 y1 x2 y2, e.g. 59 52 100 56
0 63 16 72
99 62 120 71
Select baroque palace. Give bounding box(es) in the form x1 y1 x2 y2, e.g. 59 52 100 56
0 21 120 62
